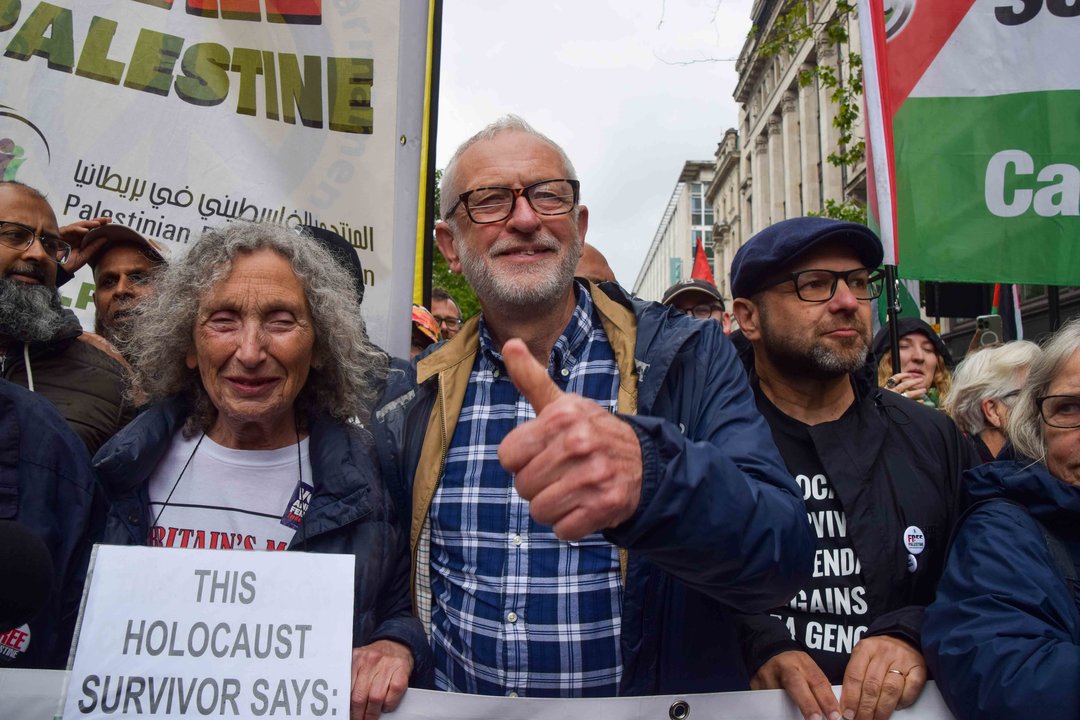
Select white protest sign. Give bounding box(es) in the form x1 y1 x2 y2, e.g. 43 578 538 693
62 545 353 719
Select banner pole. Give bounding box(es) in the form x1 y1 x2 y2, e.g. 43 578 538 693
885 264 902 373
1048 285 1061 332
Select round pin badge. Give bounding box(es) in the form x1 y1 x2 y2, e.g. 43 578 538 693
907 554 918 573
0 624 31 663
903 525 926 555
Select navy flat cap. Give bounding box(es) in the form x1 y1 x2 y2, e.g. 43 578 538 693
730 217 883 299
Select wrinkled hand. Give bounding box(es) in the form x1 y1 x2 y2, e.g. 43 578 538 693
497 338 642 541
883 372 927 401
839 636 926 720
350 639 413 720
59 217 112 274
752 650 841 720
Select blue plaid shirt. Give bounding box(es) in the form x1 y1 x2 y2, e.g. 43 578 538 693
429 284 624 697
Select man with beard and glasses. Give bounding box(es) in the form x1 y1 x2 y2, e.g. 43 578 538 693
373 115 814 699
727 217 976 720
0 181 129 455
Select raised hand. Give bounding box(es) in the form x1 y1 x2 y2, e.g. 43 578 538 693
497 338 642 541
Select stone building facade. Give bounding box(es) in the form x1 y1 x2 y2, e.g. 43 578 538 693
706 0 867 307
632 161 716 303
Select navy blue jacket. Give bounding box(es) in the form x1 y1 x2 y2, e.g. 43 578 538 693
94 397 433 684
374 281 815 694
0 378 101 669
923 460 1080 720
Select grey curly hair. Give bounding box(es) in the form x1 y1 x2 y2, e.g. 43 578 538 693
1008 318 1080 463
128 221 386 434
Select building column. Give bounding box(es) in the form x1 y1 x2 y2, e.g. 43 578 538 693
799 62 822 213
768 116 784 223
754 134 769 230
817 42 843 202
781 90 801 218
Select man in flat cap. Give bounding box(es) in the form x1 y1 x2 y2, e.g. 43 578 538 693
728 217 976 720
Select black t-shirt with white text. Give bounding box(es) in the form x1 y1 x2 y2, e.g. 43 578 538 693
755 388 869 683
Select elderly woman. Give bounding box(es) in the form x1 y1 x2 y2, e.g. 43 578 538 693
945 340 1041 461
873 318 954 409
94 222 430 717
923 319 1080 720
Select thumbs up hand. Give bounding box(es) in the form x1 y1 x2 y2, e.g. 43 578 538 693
497 338 643 541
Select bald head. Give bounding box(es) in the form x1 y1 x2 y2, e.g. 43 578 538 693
576 243 615 284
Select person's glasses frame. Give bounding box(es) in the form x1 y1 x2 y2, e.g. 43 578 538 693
682 303 724 320
444 178 580 224
0 220 71 264
1036 394 1080 429
765 267 884 303
434 315 462 330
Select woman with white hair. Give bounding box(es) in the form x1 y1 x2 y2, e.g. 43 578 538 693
923 319 1080 720
945 340 1041 461
95 222 430 717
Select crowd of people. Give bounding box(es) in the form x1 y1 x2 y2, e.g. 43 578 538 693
1 115 1077 720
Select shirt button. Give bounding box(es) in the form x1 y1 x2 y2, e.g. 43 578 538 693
511 534 522 546
493 369 500 378
560 367 569 377
506 611 518 623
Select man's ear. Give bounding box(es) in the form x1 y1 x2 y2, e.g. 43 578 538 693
575 205 589 245
732 298 760 341
434 221 462 273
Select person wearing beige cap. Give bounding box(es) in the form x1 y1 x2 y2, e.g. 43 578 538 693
83 224 167 356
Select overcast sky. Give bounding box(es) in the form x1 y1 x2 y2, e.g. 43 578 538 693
435 0 754 288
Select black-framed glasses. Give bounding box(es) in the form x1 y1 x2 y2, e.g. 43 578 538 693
0 220 70 264
681 303 724 320
767 268 883 303
433 315 461 330
1037 394 1080 428
445 178 580 224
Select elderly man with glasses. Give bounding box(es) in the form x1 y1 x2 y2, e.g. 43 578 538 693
727 217 978 720
0 181 129 455
374 115 814 699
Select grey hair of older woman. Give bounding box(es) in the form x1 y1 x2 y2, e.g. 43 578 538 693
946 340 1041 436
1008 318 1080 463
128 221 386 433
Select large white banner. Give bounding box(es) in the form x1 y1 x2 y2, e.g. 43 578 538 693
4 671 958 720
62 545 354 719
0 0 435 353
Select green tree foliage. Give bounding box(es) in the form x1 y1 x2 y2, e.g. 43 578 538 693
429 169 481 320
756 0 867 223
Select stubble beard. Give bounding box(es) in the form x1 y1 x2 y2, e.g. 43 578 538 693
454 228 582 310
758 302 870 380
0 275 66 343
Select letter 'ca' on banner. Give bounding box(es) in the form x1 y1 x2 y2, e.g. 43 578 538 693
859 0 1080 286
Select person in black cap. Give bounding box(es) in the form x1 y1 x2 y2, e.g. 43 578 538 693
727 217 977 720
872 318 953 410
661 278 732 334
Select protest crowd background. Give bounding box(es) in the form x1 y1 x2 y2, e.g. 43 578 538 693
1 2 1078 720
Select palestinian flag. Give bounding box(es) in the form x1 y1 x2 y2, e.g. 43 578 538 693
860 0 1080 285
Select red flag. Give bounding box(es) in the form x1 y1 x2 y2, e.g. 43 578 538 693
691 238 715 285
